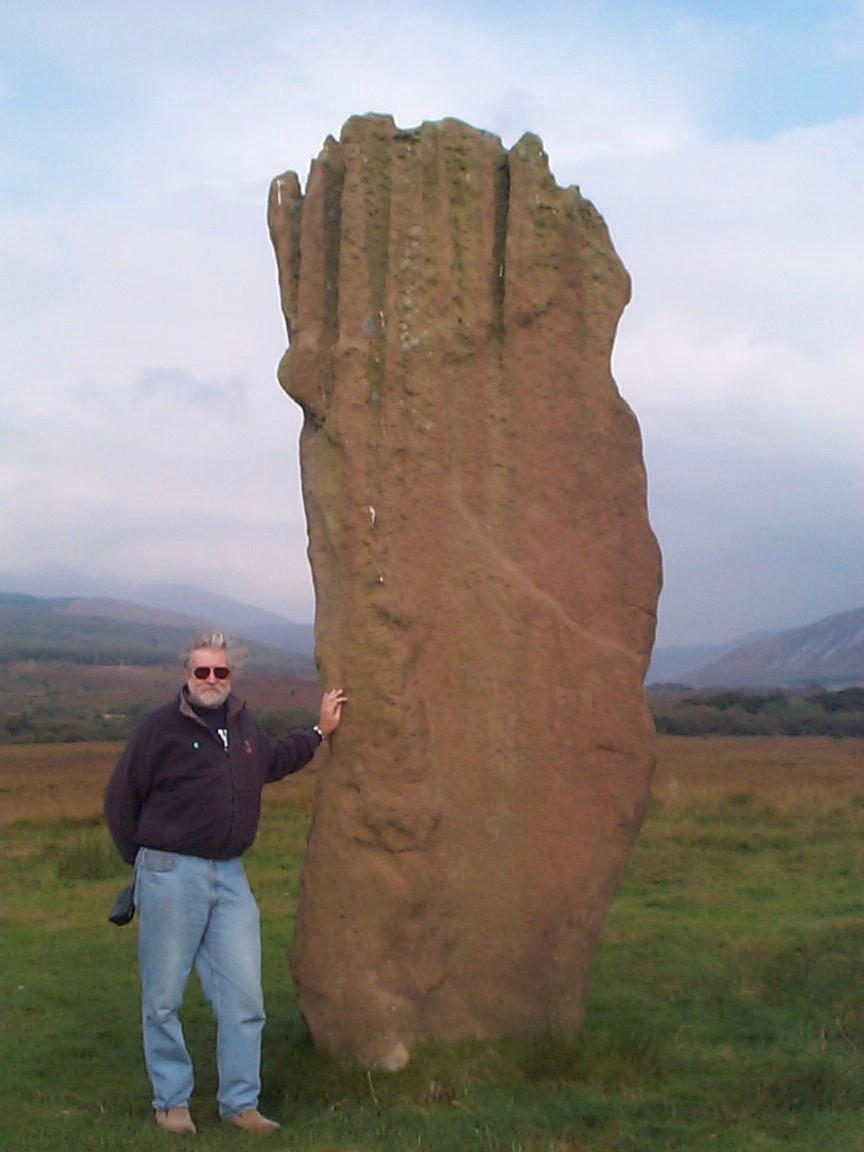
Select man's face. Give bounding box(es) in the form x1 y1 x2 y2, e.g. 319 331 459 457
185 646 232 708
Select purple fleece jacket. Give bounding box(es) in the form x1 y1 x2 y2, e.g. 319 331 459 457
104 690 322 865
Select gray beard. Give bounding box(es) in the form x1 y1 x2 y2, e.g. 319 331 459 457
186 684 230 709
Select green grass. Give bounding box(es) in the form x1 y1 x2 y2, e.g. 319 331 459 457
3 754 864 1150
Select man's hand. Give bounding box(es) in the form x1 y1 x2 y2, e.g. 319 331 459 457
318 688 347 737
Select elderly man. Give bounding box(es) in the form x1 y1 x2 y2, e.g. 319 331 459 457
104 632 345 1136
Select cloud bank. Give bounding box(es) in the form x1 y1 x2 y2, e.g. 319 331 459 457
1 1 861 643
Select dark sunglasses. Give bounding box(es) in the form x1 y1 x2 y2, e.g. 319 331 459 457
192 666 231 681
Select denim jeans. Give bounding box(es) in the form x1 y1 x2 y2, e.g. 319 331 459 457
134 848 265 1117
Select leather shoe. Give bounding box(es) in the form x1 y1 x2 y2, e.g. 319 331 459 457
222 1108 281 1134
154 1106 196 1135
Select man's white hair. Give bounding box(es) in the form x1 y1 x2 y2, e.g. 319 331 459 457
183 631 233 669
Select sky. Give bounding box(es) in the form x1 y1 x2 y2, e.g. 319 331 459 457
0 0 862 647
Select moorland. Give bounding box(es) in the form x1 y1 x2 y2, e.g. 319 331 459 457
3 734 864 1150
3 657 864 744
0 661 320 744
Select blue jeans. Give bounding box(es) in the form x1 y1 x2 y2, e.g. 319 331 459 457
134 849 265 1117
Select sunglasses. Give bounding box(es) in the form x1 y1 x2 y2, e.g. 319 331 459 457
192 666 232 681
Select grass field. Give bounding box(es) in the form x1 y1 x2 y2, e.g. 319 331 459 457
2 736 864 1150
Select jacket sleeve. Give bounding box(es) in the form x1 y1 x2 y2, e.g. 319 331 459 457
103 721 154 865
263 725 323 783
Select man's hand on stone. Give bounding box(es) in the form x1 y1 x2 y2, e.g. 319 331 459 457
318 688 347 736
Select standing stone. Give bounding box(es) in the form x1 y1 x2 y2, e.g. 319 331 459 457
268 115 661 1068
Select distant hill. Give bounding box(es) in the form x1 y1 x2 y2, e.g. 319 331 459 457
0 592 316 675
646 634 774 684
681 607 864 689
647 644 724 684
0 571 315 655
122 583 315 655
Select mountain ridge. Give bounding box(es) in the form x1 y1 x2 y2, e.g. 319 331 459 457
0 571 315 654
0 591 316 674
4 586 862 690
656 606 864 689
647 632 775 684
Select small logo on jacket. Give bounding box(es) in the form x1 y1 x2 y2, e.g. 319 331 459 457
244 739 253 755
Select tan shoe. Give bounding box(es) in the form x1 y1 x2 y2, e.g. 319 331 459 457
154 1106 197 1135
222 1108 281 1134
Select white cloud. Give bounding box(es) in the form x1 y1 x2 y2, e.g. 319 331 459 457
578 115 864 641
0 1 862 644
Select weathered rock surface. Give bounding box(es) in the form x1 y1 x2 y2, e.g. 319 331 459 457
268 115 662 1067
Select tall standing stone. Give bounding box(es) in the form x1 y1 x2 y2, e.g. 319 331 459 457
268 115 661 1068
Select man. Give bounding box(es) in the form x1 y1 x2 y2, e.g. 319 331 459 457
104 632 346 1136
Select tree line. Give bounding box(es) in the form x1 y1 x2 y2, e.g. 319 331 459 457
650 687 864 737
2 705 317 745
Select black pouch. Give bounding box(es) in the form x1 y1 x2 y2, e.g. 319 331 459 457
108 881 136 926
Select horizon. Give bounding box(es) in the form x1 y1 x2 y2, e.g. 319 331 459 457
1 574 862 655
1 2 862 646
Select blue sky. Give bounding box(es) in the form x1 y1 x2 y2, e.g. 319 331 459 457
1 0 862 646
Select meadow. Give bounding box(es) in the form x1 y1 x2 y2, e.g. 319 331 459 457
2 736 864 1150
